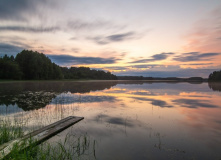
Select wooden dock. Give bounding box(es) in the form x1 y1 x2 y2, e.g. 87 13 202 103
0 116 84 159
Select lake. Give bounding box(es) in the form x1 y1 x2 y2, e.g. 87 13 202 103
0 81 221 159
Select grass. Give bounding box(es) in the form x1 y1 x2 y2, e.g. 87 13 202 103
0 118 96 160
2 134 96 160
0 118 24 145
0 91 97 159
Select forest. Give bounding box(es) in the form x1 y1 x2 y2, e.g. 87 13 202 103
208 70 221 82
117 76 205 82
0 50 117 80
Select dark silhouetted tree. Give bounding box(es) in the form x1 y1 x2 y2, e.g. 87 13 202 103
1 50 117 80
15 50 63 80
208 70 221 82
60 66 117 80
0 54 22 79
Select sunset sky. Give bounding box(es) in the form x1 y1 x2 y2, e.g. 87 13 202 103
0 0 221 77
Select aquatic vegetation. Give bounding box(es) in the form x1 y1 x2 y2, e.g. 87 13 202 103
2 133 96 160
1 81 221 159
0 118 96 160
0 118 24 145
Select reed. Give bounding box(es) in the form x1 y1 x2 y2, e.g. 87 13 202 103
0 118 24 145
0 118 96 160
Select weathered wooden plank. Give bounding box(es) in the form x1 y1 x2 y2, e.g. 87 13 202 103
0 116 77 151
0 116 84 159
23 116 75 139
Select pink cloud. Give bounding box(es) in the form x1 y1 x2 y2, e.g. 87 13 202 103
183 7 221 53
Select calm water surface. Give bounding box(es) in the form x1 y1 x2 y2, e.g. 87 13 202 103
0 81 221 160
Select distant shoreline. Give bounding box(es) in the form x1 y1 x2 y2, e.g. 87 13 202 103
117 76 208 82
0 79 210 83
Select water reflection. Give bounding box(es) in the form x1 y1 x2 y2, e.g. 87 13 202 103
132 97 174 108
173 98 219 108
52 93 117 105
208 82 221 92
0 81 118 110
0 104 23 115
94 114 135 128
0 81 221 159
0 81 118 93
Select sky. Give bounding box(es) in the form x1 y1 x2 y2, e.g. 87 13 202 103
0 0 221 78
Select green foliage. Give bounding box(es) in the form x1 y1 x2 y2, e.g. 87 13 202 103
15 50 63 80
5 138 39 160
0 55 22 80
0 118 24 145
208 70 221 82
2 133 96 160
0 50 117 80
61 66 117 80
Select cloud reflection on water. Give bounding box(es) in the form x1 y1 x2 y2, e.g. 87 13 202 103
173 99 219 108
0 81 221 159
52 94 118 104
93 114 135 128
131 97 173 108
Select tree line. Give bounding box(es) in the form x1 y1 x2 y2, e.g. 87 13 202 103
117 76 204 82
208 70 221 82
0 50 117 80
